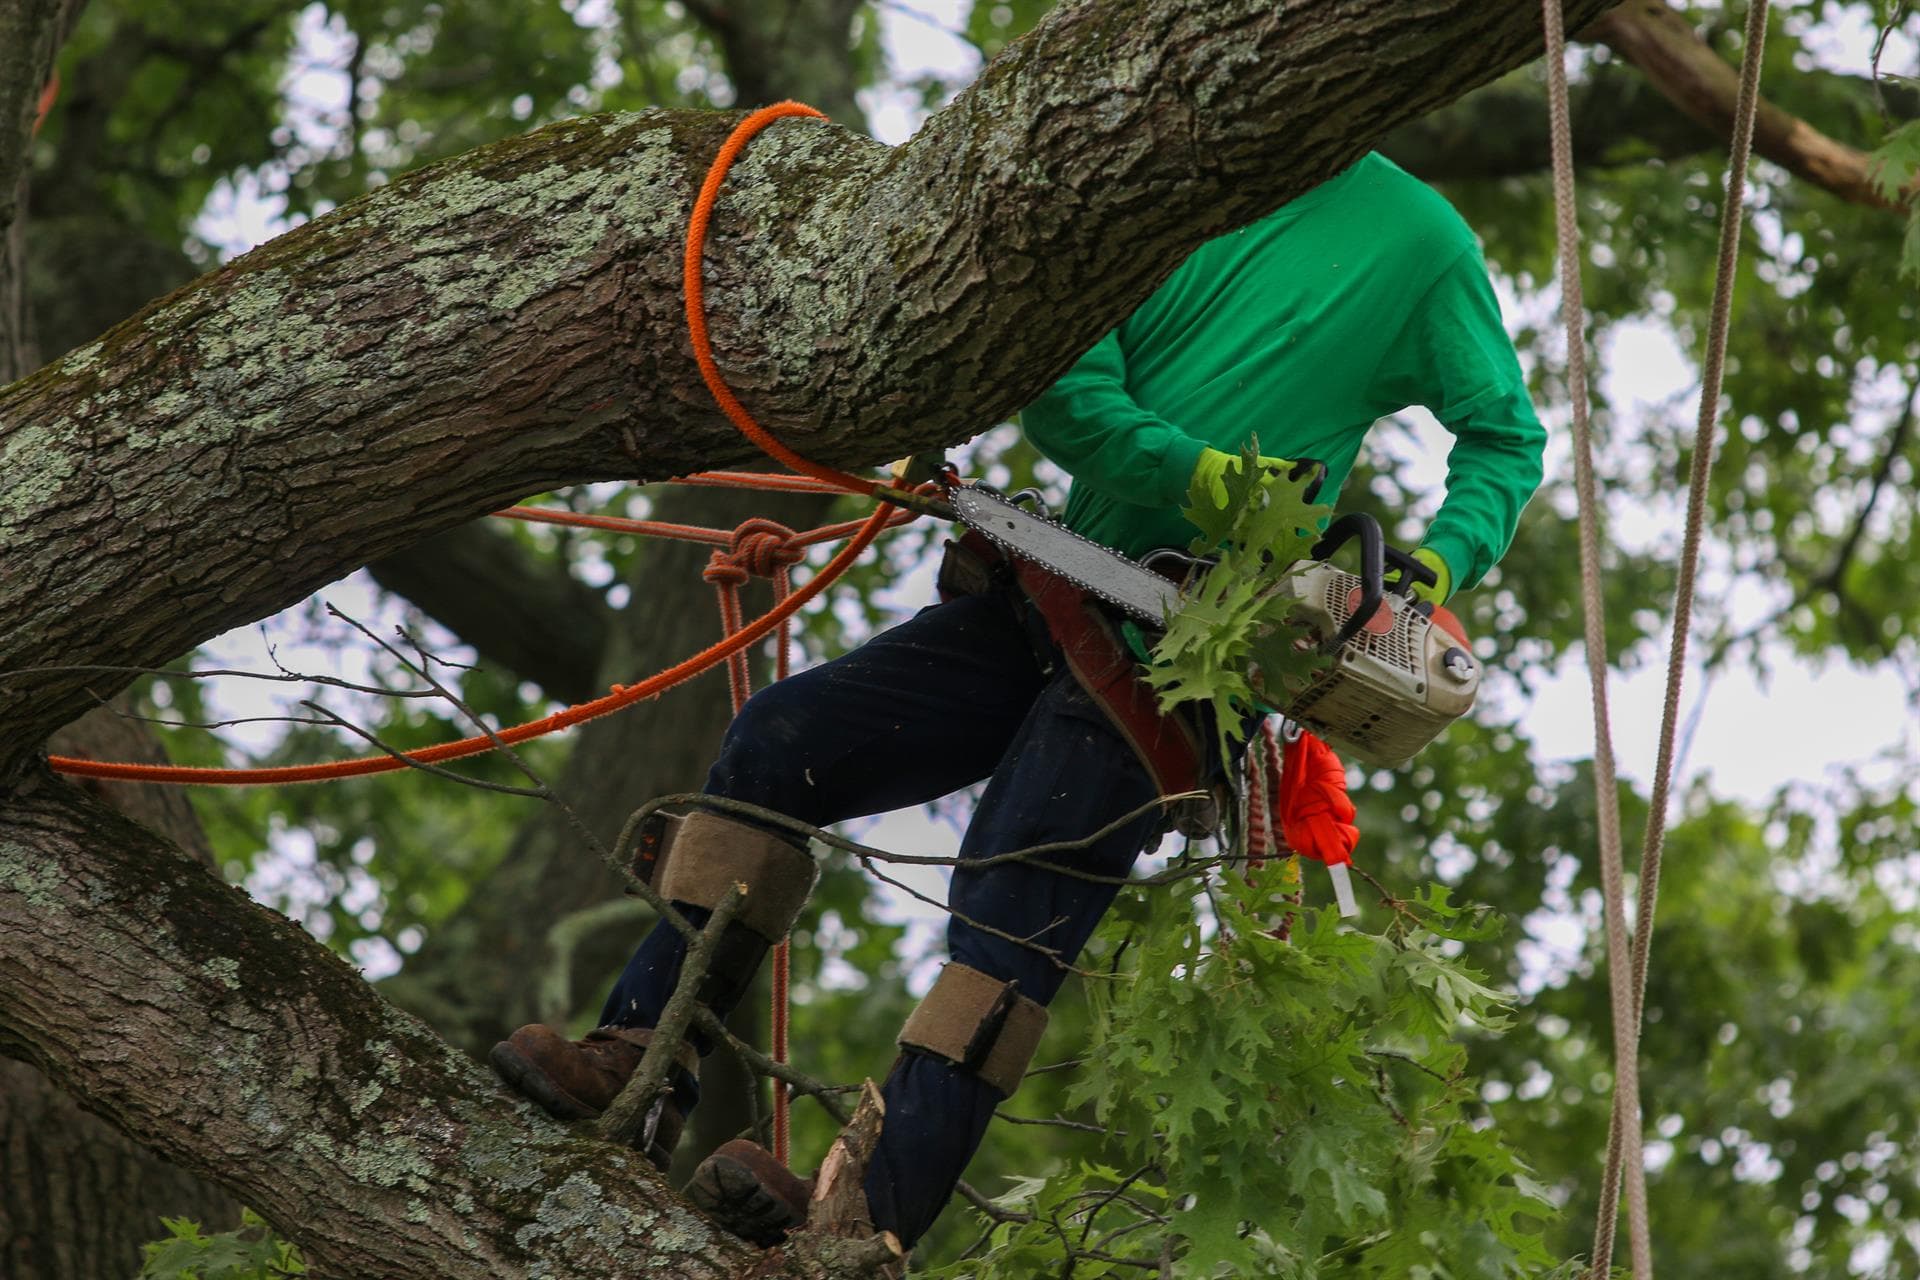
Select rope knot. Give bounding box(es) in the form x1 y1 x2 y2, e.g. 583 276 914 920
705 517 804 585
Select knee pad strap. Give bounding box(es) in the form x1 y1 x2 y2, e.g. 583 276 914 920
654 811 819 943
898 962 1049 1097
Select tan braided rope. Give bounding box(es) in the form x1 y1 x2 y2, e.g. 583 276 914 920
1540 2 1775 1276
1537 1 1644 1271
1603 0 1775 1273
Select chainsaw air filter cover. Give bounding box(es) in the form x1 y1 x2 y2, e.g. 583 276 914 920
1277 561 1480 768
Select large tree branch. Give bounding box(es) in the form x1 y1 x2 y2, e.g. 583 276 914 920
1380 62 1720 182
1589 0 1916 210
0 770 892 1279
1384 16 1917 198
0 0 1617 771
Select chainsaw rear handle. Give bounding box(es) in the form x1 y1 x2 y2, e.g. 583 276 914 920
1308 513 1386 654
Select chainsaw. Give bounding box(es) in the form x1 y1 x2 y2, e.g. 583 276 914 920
925 478 1480 769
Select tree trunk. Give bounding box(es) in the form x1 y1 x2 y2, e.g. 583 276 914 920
1 0 77 381
0 771 841 1278
0 1 1617 1272
0 1058 238 1280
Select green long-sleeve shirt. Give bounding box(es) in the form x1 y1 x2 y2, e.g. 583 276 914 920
1021 153 1544 591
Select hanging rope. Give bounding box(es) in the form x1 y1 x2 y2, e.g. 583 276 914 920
1604 2 1774 1273
1542 3 1773 1276
700 516 803 1163
1538 0 1644 1268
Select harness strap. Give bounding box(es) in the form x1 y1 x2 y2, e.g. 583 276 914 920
897 962 1049 1097
939 532 1207 801
1010 555 1206 798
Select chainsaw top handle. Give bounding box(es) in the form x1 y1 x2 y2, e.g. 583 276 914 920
1382 543 1437 598
1308 513 1386 654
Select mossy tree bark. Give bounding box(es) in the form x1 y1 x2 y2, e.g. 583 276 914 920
0 0 1614 1273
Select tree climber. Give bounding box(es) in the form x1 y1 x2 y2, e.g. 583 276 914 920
489 150 1546 1263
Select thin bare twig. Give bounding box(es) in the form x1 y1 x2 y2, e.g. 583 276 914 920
855 853 1093 977
0 661 441 698
296 702 548 799
994 1111 1119 1137
690 1005 854 1126
600 884 744 1144
313 609 710 954
628 791 1215 884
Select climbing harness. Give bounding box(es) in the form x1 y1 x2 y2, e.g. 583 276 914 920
935 525 1213 818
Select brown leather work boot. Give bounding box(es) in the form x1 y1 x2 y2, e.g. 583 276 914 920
686 1138 815 1247
489 1024 689 1169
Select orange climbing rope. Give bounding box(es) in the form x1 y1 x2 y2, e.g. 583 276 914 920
49 98 869 1168
680 100 866 1167
704 516 803 1161
33 73 58 138
44 512 885 785
48 102 891 792
683 102 877 498
496 500 903 552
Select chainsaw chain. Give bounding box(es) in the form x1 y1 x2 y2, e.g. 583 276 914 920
951 484 1167 623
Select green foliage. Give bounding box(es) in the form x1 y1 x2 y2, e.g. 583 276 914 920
1144 447 1332 760
962 0 1056 62
927 867 1568 1277
140 1211 305 1280
1866 120 1920 279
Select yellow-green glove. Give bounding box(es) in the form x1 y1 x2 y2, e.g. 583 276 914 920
1191 447 1297 509
1410 546 1453 605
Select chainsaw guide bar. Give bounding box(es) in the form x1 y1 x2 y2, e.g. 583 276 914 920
947 483 1187 626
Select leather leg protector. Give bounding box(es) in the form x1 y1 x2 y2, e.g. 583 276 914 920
654 810 819 1010
897 962 1049 1098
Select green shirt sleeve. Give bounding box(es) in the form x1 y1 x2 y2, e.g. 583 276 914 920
1021 329 1211 509
1374 247 1546 591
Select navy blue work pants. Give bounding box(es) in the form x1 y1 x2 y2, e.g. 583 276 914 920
599 588 1166 1248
